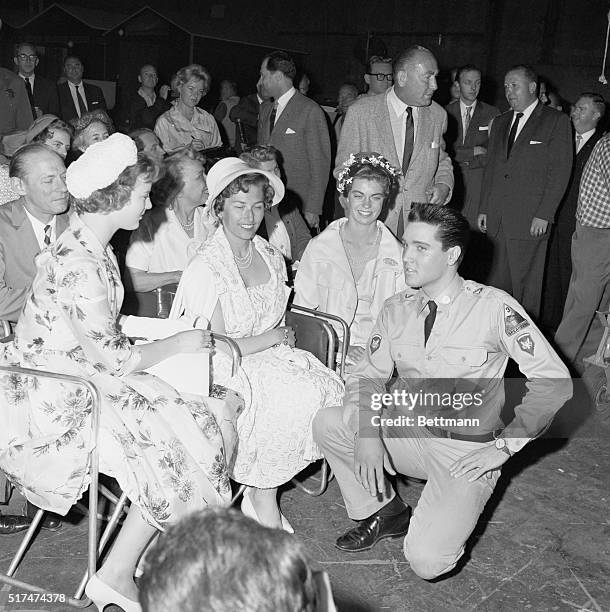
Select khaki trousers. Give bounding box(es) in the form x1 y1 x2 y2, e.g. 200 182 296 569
313 406 499 580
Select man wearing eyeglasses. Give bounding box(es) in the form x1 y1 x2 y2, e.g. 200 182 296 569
336 45 453 238
363 56 394 97
13 42 59 119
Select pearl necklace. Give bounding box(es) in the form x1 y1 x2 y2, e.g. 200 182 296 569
233 242 253 269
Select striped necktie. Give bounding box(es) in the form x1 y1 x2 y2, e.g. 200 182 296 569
43 224 52 246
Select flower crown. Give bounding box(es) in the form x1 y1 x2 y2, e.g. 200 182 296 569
336 152 401 195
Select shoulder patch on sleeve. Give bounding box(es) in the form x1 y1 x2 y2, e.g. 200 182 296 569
504 303 530 337
369 334 382 355
516 332 535 355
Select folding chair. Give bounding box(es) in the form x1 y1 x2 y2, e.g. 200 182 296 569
285 304 350 496
124 282 178 319
0 327 240 605
0 365 124 608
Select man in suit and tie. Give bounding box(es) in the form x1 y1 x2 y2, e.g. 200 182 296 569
0 146 67 535
542 93 605 330
445 65 499 281
57 55 106 123
336 45 454 238
445 65 499 226
257 50 331 231
478 65 572 320
0 144 69 324
13 42 60 119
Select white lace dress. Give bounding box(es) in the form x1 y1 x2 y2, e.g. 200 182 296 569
171 228 344 487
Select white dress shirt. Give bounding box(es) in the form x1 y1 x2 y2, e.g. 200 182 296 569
459 99 477 137
509 99 538 141
68 81 88 117
387 86 420 161
274 87 297 123
23 208 57 250
576 128 596 153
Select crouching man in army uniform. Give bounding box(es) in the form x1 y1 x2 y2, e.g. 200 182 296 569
313 203 572 580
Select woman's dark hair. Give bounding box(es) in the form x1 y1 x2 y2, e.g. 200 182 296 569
150 153 193 207
213 173 275 215
342 165 397 221
139 508 318 612
407 202 470 264
71 153 160 214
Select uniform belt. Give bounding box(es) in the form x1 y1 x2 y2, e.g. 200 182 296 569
425 426 503 443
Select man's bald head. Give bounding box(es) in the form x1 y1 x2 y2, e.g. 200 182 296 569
393 45 439 107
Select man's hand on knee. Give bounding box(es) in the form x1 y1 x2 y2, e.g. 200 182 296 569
449 444 509 482
353 435 395 496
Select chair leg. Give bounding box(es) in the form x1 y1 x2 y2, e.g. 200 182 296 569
291 460 333 497
73 491 130 600
6 509 44 577
231 483 247 505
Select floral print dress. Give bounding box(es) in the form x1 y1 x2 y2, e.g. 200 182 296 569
0 215 242 529
171 228 344 488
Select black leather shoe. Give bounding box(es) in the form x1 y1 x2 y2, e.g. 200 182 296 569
335 506 411 552
24 502 62 531
0 513 32 535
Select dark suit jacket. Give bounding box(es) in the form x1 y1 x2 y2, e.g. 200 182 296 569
446 99 499 224
480 102 573 240
542 128 604 328
57 81 107 123
258 91 331 217
30 75 60 116
123 90 171 131
230 93 260 153
0 198 69 322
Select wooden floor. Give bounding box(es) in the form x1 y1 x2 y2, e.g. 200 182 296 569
1 377 608 612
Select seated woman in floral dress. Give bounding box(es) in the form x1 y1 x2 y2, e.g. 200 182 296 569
0 134 242 612
170 158 344 532
294 153 407 370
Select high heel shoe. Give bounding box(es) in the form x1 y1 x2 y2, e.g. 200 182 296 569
241 489 295 534
85 573 142 612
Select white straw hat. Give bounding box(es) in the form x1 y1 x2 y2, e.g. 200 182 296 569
205 157 285 208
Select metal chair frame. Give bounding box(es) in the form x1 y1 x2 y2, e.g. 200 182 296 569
285 304 351 496
0 365 113 608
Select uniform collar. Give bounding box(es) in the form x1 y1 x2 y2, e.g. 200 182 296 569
415 274 463 314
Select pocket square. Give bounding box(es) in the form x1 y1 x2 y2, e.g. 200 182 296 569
431 141 440 149
529 140 542 145
478 126 489 131
285 128 296 134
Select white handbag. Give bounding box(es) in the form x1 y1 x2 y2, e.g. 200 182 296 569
121 315 210 396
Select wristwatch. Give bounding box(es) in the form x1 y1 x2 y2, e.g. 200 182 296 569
494 437 512 457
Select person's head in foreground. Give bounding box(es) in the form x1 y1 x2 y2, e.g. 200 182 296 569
139 507 329 612
336 152 400 225
206 157 284 240
66 132 159 233
71 109 114 153
404 202 470 295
